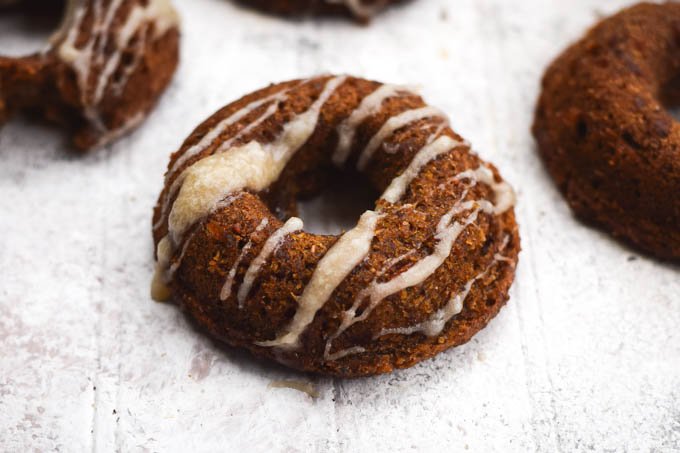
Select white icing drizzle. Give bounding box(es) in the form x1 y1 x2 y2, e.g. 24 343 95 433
256 210 383 349
380 135 464 204
376 279 469 339
325 345 367 362
323 249 416 360
168 223 200 276
383 120 447 155
356 106 447 170
87 110 145 149
214 102 281 154
237 217 304 306
109 26 149 95
323 165 515 360
454 166 516 215
56 0 179 133
376 235 513 339
49 0 85 51
332 84 409 166
220 218 270 303
154 76 346 285
347 195 504 322
324 195 480 360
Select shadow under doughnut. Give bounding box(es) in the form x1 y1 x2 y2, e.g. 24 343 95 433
232 0 409 23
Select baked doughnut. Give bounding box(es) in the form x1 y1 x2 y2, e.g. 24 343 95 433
235 0 404 22
152 75 520 377
533 2 680 260
0 0 180 150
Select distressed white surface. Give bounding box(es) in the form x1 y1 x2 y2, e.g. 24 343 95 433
1 0 679 451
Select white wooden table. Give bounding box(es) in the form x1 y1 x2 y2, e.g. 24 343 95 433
1 0 679 451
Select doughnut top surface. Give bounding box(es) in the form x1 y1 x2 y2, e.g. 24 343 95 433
533 2 680 260
0 0 180 149
152 75 520 376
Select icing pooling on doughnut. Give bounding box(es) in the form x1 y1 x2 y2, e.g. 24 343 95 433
166 86 298 186
166 76 346 246
152 86 298 233
152 75 516 359
55 0 179 133
153 76 347 293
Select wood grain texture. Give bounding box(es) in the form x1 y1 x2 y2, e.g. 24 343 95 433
1 0 679 451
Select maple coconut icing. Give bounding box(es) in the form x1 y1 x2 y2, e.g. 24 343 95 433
151 75 520 376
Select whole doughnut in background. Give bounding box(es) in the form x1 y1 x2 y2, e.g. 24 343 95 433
151 75 520 377
0 0 180 150
233 0 408 23
533 2 680 261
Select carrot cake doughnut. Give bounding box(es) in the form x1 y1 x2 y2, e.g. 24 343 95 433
236 0 404 22
533 2 680 260
0 0 180 150
152 75 520 377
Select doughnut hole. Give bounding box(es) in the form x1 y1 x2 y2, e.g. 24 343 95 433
659 73 680 120
0 0 65 57
293 169 379 235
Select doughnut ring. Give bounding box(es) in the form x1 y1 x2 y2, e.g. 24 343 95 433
151 75 519 376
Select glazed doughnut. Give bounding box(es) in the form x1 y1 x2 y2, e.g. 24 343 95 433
533 2 680 260
235 0 404 22
151 75 520 377
0 0 180 150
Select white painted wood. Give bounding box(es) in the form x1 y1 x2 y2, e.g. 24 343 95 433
1 0 678 451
